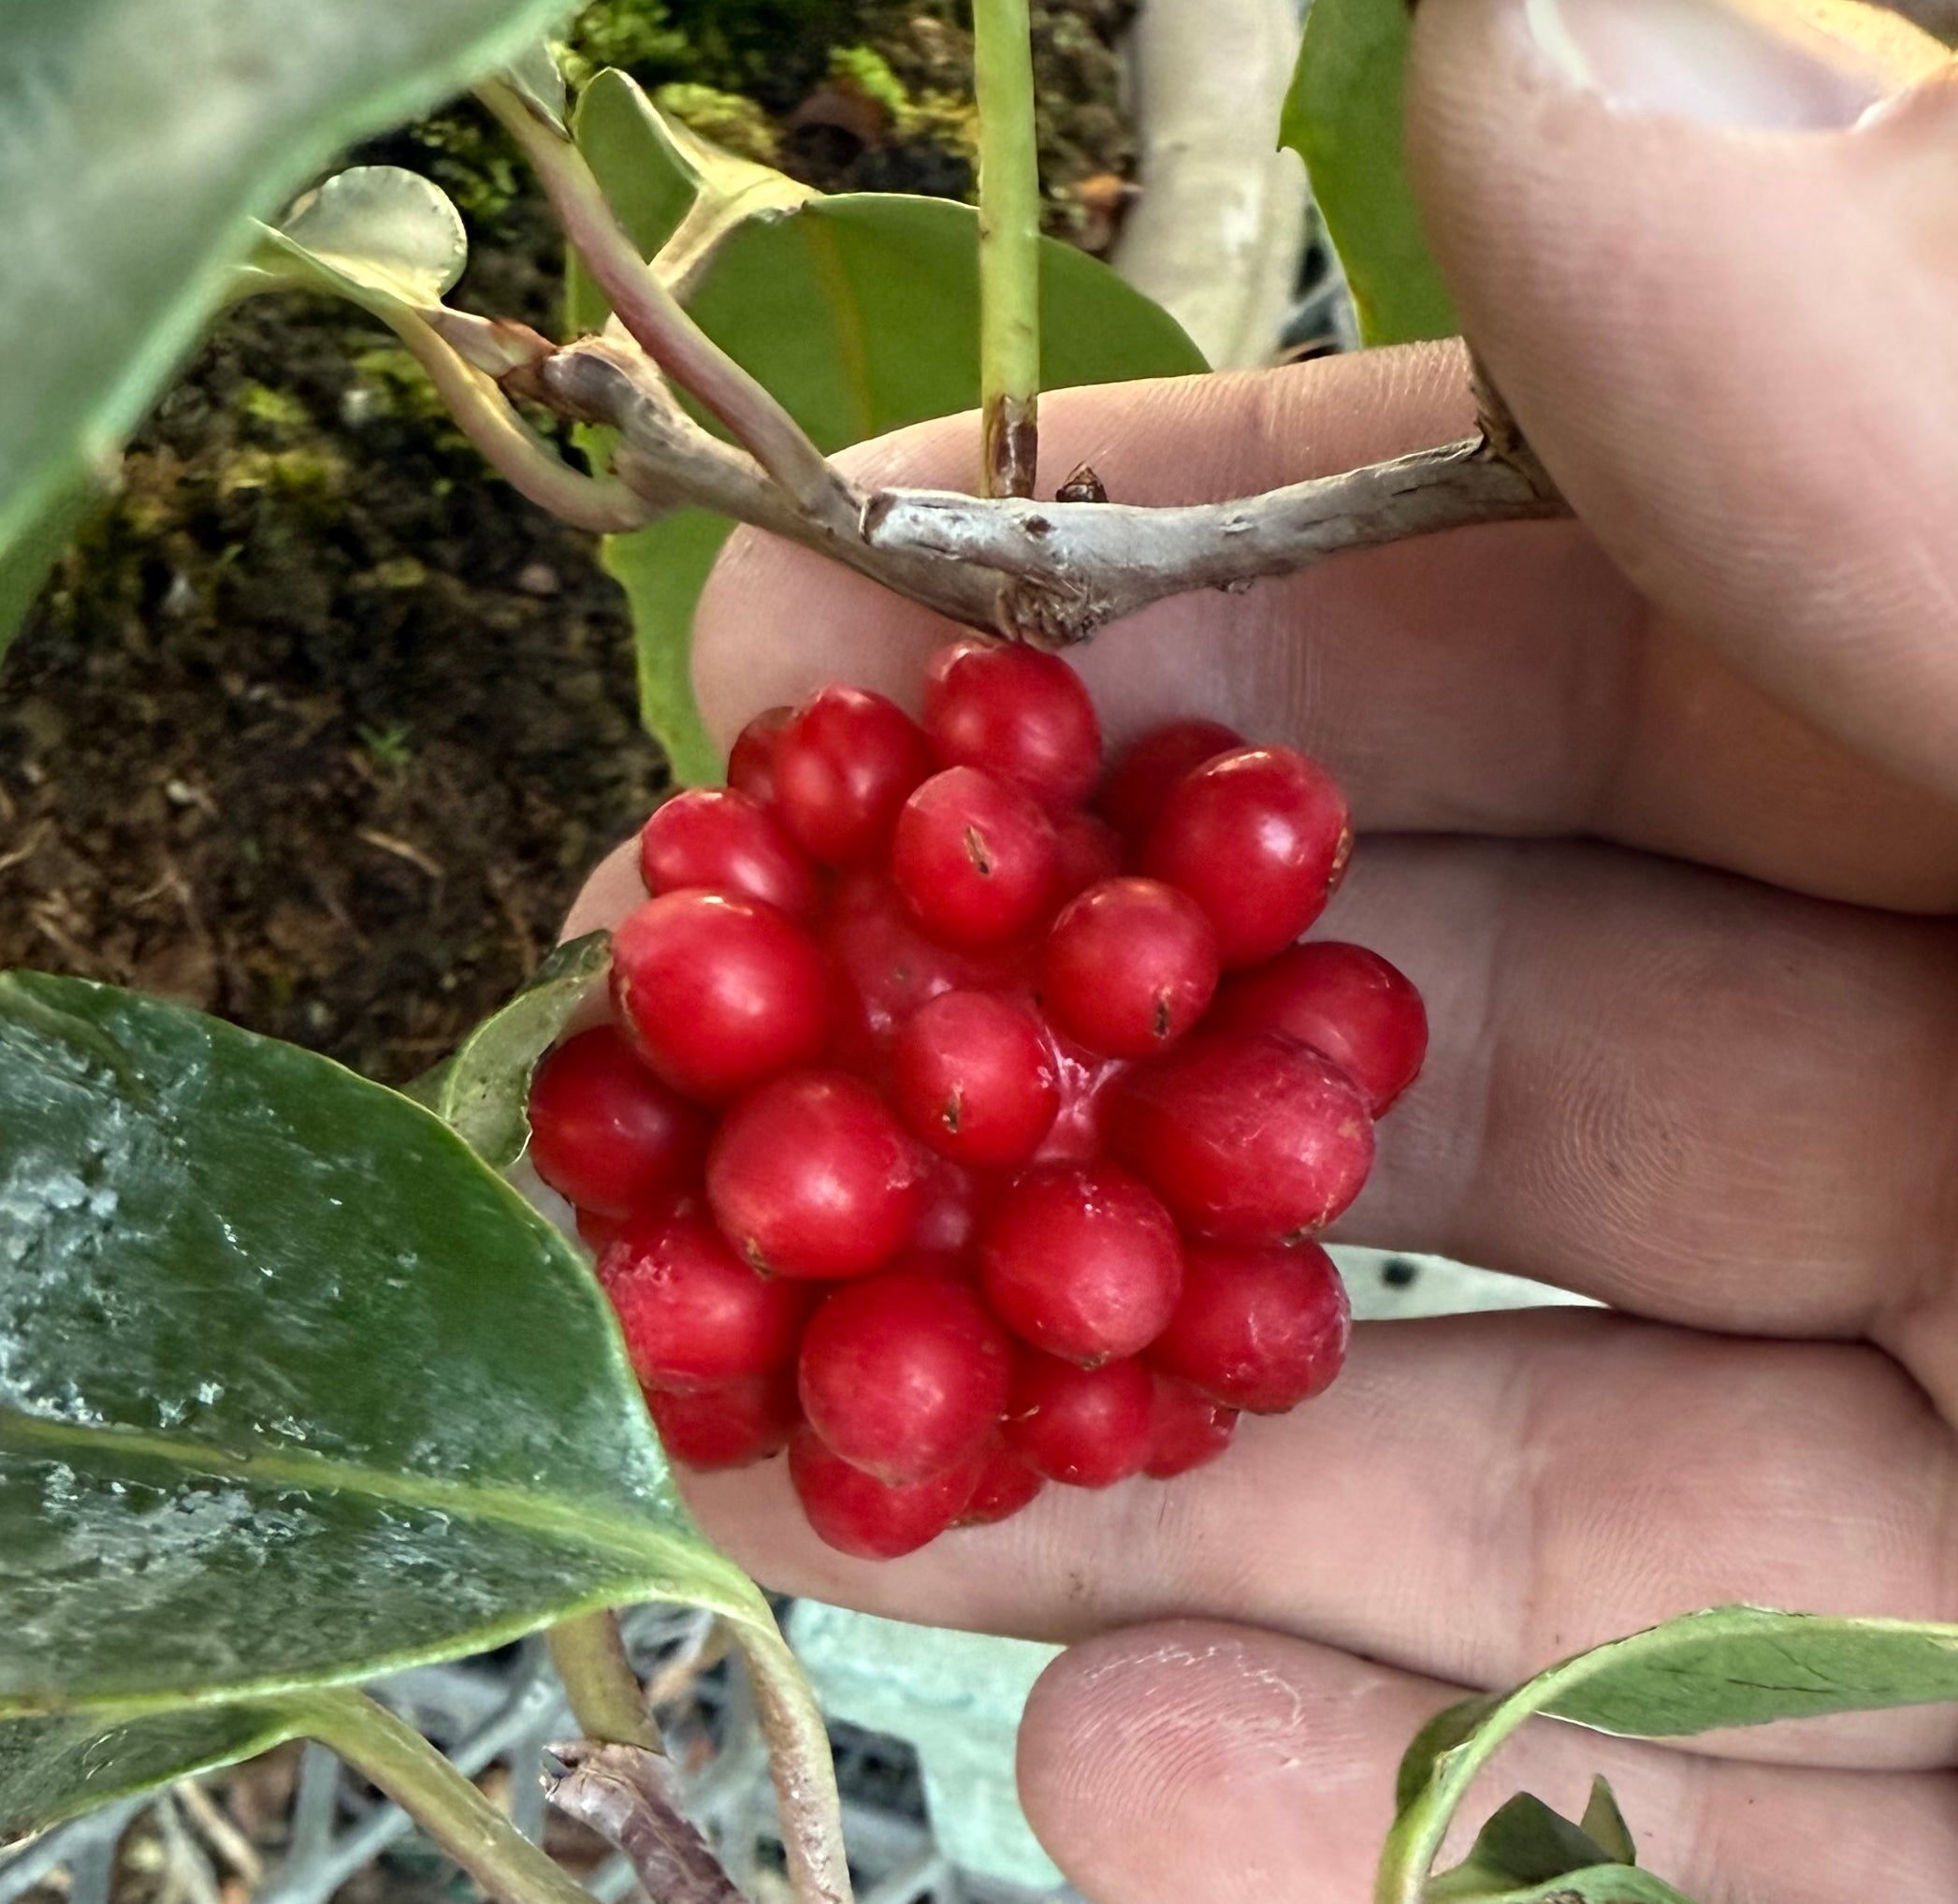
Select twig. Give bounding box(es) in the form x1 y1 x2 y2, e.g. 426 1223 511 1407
972 0 1041 498
534 335 1568 647
478 79 856 535
171 1780 264 1888
544 1743 745 1904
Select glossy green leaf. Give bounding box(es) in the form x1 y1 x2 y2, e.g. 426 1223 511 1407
0 0 575 584
599 510 735 788
1428 1792 1617 1898
0 1702 301 1837
433 930 611 1168
251 167 470 310
1379 1606 1958 1903
0 968 768 1737
1280 0 1459 345
571 76 1206 776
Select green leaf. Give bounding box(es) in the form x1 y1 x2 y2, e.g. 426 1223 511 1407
1429 1791 1616 1897
0 0 576 584
1379 1606 1958 1904
248 167 470 310
0 972 769 1749
598 510 734 788
0 468 98 671
1579 1777 1637 1868
571 77 1207 776
1280 0 1459 345
434 930 611 1168
0 1702 301 1837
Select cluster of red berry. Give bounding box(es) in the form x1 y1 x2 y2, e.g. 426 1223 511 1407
525 638 1426 1560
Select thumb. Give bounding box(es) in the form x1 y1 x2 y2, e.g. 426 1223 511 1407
1406 0 1958 801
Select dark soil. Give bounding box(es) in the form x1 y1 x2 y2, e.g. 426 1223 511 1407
0 0 1137 1087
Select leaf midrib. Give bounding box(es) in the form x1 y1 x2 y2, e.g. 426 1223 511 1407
0 1404 764 1716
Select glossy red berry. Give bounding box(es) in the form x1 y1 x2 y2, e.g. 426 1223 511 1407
893 991 1058 1167
638 787 819 918
922 637 1103 812
979 1160 1182 1365
1004 1353 1153 1488
790 1427 976 1558
1148 1240 1350 1413
955 1439 1045 1525
575 1207 625 1256
1144 1376 1239 1478
645 1370 800 1471
526 1026 708 1218
799 1264 1013 1484
1032 1027 1128 1164
728 705 791 810
1097 719 1242 840
892 766 1059 949
1109 1028 1374 1244
1051 810 1124 896
1143 746 1351 967
1042 878 1220 1059
599 1203 817 1390
821 867 1023 1073
707 1069 923 1278
1211 941 1428 1113
775 686 934 865
612 891 830 1102
906 1153 994 1255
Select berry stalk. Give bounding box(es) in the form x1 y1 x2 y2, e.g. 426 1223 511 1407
973 0 1042 501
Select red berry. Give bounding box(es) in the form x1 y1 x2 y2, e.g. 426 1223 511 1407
1148 1240 1350 1413
955 1439 1045 1525
526 1025 707 1217
1210 941 1428 1113
1143 746 1351 967
728 705 791 810
639 787 819 918
1004 1353 1153 1488
799 1265 1013 1484
979 1160 1182 1365
575 1207 625 1256
893 991 1058 1167
1110 1029 1374 1244
922 638 1102 812
708 1069 923 1278
906 1153 994 1255
1097 719 1242 840
1042 878 1220 1059
1144 1376 1239 1478
645 1370 800 1471
1051 811 1124 896
892 767 1059 949
1032 1027 1128 1163
821 868 1022 1070
599 1203 817 1390
612 891 830 1102
775 686 934 865
790 1427 976 1558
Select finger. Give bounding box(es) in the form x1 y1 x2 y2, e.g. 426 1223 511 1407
1319 837 1958 1373
681 1308 1958 1768
1019 1619 1958 1904
690 356 1958 913
1407 0 1958 805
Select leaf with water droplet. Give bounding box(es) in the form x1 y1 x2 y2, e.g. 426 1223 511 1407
0 970 772 1832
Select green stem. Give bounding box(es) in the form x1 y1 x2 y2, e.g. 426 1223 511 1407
295 1687 595 1904
549 1609 663 1752
973 0 1041 500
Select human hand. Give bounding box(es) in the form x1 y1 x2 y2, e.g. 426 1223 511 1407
566 1 1958 1894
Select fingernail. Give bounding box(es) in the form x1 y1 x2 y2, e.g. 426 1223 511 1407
1524 0 1903 129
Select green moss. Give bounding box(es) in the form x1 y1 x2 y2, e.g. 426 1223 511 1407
238 382 312 432
650 82 780 163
